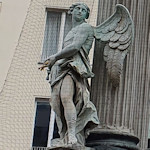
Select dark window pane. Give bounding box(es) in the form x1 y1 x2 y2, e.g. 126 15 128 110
148 139 150 148
32 102 51 147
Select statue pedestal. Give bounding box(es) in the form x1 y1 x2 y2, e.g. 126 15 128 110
86 130 139 150
48 144 94 150
48 147 94 150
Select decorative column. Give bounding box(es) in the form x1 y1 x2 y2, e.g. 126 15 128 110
86 0 150 150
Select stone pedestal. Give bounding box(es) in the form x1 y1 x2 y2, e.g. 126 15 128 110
48 145 94 150
86 130 139 150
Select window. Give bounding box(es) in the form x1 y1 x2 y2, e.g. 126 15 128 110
41 10 72 61
32 98 59 148
32 100 51 147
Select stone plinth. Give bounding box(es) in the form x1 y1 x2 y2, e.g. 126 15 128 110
86 130 139 150
48 145 94 150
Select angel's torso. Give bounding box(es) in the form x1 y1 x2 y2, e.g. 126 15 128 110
64 22 94 54
55 22 94 66
51 22 94 81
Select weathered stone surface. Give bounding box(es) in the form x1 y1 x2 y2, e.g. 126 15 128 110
39 2 99 148
39 1 135 149
86 130 139 150
94 4 134 87
48 144 94 150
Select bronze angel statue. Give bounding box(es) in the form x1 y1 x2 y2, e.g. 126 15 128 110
39 2 134 149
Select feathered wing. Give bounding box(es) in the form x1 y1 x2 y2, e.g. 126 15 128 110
94 4 134 87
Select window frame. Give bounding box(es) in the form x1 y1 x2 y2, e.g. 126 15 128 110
32 97 55 148
31 97 51 147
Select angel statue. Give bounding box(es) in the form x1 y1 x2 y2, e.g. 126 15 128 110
38 2 134 149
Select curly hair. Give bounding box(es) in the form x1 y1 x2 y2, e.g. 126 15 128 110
68 2 90 19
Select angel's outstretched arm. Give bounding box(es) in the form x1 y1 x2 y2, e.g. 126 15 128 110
39 23 93 70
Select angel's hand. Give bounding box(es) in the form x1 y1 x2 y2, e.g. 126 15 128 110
38 61 49 71
38 55 56 71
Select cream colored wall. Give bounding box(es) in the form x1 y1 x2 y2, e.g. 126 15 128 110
0 0 98 149
0 0 31 91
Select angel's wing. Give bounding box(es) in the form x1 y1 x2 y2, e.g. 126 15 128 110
94 4 134 87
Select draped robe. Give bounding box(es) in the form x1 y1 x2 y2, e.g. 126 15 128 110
50 22 99 146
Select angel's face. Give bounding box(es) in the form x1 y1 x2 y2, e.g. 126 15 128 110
72 4 88 22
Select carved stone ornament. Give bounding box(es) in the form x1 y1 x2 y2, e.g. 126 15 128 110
94 4 134 87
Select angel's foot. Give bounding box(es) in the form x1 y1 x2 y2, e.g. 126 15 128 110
68 133 77 145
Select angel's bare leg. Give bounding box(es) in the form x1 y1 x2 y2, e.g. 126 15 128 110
60 75 77 145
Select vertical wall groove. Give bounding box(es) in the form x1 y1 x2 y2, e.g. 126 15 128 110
91 0 150 149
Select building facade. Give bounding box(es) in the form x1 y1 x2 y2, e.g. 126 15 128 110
0 0 98 149
0 0 149 150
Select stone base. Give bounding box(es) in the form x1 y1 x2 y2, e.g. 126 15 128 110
86 130 140 150
48 144 94 150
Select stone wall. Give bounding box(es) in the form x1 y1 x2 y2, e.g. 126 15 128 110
91 0 150 149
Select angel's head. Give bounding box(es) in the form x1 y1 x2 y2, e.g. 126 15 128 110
68 2 90 20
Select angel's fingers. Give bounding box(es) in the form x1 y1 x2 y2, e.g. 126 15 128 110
38 65 47 71
44 60 50 65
